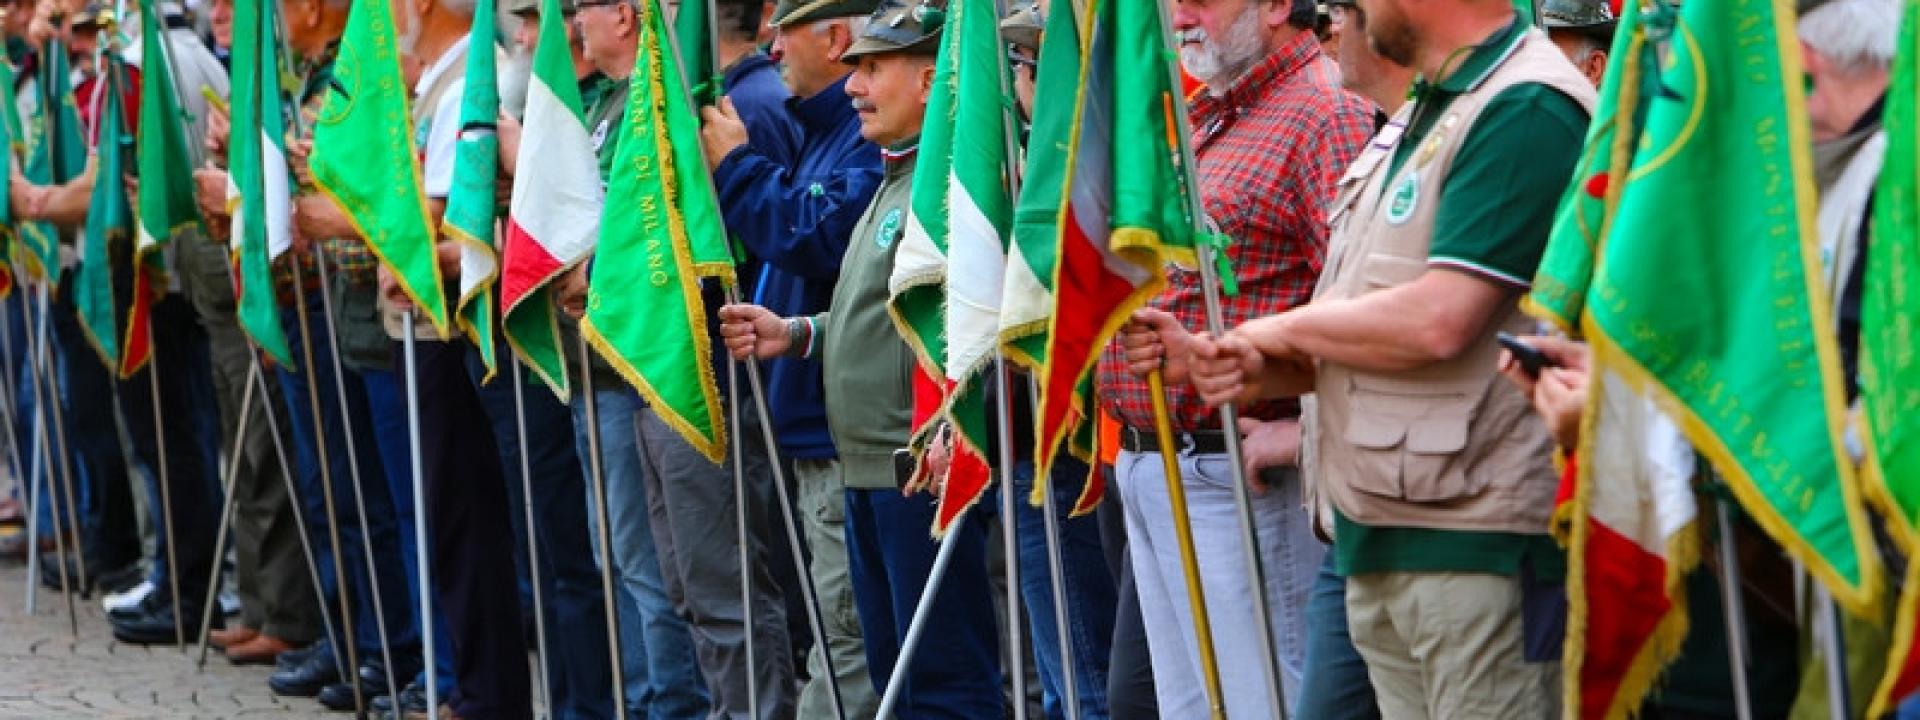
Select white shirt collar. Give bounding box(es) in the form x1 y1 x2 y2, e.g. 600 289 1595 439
414 34 471 97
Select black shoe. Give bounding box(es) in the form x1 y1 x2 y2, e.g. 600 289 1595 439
107 590 163 623
361 654 421 692
110 600 214 645
372 680 428 719
94 563 144 596
317 680 381 712
268 643 342 698
276 639 329 672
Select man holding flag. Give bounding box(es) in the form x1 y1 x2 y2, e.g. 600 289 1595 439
1103 0 1371 713
1172 0 1594 714
721 2 1006 714
699 0 886 714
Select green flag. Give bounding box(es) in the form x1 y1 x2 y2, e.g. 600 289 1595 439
310 0 447 338
230 0 293 365
128 0 199 377
445 0 502 381
1864 0 1920 712
20 39 87 285
1569 0 1879 612
75 63 131 371
673 0 720 106
581 0 736 463
0 56 17 298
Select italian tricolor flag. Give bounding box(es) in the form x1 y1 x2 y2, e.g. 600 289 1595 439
502 0 602 400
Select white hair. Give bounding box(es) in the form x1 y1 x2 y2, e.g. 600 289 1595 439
812 14 869 37
1799 0 1898 75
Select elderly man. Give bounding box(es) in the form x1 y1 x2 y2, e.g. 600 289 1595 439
1541 0 1612 86
698 0 887 715
1169 0 1595 714
1101 0 1372 715
720 1 1010 715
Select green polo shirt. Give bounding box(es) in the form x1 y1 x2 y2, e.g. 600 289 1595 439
1336 17 1588 581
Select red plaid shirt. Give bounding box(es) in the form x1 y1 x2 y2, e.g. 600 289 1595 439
1097 31 1374 433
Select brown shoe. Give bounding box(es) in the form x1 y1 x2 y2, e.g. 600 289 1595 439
208 626 258 649
224 634 294 665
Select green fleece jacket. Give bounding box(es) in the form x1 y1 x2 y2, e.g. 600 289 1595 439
812 142 919 490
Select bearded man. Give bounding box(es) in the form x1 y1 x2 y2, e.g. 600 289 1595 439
1097 0 1373 715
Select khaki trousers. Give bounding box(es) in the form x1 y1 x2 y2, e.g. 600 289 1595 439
1345 571 1559 720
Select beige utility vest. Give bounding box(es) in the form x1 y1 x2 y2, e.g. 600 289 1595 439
1312 29 1595 535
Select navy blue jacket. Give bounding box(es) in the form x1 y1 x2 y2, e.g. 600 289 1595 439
714 75 883 460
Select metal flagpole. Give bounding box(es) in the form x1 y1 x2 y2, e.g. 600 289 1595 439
1146 372 1225 719
875 511 970 718
727 291 848 720
254 355 348 681
306 252 402 703
725 355 760 720
17 284 46 615
146 303 185 648
288 266 367 714
401 312 439 717
1715 497 1754 720
29 284 79 634
1816 584 1850 719
574 334 629 720
1031 379 1081 720
1151 1 1285 715
195 362 260 667
508 354 555 714
994 360 1028 720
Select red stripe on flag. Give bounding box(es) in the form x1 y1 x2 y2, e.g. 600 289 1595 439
937 443 992 533
1575 519 1674 719
1037 211 1143 475
500 216 566 311
118 267 154 378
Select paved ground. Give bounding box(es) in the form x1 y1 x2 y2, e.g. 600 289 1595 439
0 559 338 719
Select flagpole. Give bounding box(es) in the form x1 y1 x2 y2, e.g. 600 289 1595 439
21 282 73 630
1146 371 1225 719
16 284 46 616
726 353 761 720
725 288 850 720
30 284 80 636
573 333 630 720
875 510 969 718
307 251 403 704
994 360 1029 720
506 352 555 716
401 312 440 718
195 361 259 668
1817 584 1850 719
1715 497 1755 720
680 6 844 715
253 351 350 683
1151 2 1286 715
288 265 368 714
1027 375 1081 720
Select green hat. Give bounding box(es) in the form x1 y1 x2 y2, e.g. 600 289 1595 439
842 0 945 62
1541 0 1616 30
998 1 1041 52
506 0 578 16
769 0 884 27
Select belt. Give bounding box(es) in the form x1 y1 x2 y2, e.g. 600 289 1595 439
1119 426 1227 454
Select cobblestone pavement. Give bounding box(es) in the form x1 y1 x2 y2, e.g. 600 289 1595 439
0 560 338 719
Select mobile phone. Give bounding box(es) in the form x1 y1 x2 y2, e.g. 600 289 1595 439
893 448 917 490
1497 332 1556 380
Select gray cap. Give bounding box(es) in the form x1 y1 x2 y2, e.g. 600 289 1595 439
768 0 884 27
999 1 1041 52
1541 0 1616 30
842 0 944 62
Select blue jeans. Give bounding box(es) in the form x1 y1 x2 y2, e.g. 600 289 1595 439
573 389 709 719
844 488 1001 719
1009 460 1115 720
357 366 454 695
467 349 617 719
1297 553 1378 720
276 301 419 663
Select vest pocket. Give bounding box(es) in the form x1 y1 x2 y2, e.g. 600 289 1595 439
1342 385 1481 503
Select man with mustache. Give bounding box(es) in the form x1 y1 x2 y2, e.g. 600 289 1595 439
1099 0 1373 715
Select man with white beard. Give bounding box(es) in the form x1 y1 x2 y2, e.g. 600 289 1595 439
1101 0 1373 716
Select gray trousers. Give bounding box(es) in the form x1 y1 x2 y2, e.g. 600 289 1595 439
791 459 879 719
180 241 319 642
1112 449 1322 718
635 399 795 719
